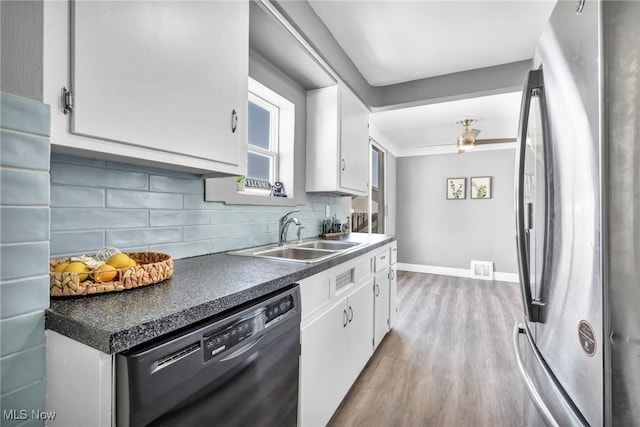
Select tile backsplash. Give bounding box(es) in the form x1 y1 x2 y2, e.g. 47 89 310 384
0 92 50 424
50 154 345 260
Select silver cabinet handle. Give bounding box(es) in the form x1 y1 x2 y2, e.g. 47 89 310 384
375 284 380 297
341 158 346 171
343 309 348 328
348 306 353 323
231 109 238 133
515 68 544 323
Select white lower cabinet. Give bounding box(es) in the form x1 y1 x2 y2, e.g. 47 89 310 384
46 331 113 427
300 300 349 426
373 248 391 349
299 279 373 426
299 243 396 427
389 264 398 329
344 278 375 389
389 242 398 328
373 269 390 349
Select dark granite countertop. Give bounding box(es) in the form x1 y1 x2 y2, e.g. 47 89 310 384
46 233 395 354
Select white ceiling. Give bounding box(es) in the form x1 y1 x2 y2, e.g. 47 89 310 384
370 91 523 155
307 0 557 156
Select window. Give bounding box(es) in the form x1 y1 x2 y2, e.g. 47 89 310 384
244 78 295 196
204 76 297 206
248 95 278 185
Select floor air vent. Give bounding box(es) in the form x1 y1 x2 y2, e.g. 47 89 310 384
470 260 494 280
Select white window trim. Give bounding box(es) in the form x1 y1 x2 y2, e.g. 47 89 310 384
248 92 279 184
243 77 295 197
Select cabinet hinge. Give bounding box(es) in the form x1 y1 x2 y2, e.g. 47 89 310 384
62 87 73 115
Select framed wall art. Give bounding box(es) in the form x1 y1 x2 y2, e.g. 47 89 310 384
446 178 466 199
471 176 492 199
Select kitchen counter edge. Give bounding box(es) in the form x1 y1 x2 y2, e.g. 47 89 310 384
45 234 396 354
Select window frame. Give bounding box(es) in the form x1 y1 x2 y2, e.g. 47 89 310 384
241 78 295 198
204 74 299 206
247 92 279 188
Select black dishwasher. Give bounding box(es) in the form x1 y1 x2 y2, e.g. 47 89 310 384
116 285 301 427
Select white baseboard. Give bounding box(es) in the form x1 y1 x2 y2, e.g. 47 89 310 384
397 263 519 283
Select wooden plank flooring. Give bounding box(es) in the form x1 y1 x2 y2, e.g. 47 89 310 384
328 272 524 427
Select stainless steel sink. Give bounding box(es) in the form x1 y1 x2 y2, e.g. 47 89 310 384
295 240 361 250
254 247 336 262
229 239 364 263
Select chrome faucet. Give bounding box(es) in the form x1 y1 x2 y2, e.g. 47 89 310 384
279 209 301 246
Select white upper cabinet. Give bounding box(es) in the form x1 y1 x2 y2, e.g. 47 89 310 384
44 1 248 176
306 84 369 196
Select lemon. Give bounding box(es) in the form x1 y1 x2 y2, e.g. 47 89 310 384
53 263 69 273
64 262 90 281
93 264 117 283
127 258 137 267
107 253 132 269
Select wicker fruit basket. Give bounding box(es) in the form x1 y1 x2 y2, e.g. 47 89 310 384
49 252 173 297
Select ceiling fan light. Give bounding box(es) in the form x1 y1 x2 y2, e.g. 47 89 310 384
457 136 475 151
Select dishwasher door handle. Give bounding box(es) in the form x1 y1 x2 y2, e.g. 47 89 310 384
220 334 265 362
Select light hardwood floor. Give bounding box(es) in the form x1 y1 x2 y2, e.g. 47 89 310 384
328 271 525 427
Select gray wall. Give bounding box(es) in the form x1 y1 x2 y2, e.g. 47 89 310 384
396 149 517 273
1 92 50 424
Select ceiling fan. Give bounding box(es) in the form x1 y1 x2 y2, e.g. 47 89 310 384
419 118 517 154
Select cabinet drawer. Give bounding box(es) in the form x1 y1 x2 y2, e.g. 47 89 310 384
299 274 331 325
353 256 374 284
375 250 389 273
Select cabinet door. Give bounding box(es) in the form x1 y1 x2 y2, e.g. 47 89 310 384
374 270 390 349
389 265 398 329
339 86 369 194
344 279 374 393
299 300 348 427
69 1 248 173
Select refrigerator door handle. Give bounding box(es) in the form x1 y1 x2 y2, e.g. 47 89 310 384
515 69 544 323
512 322 560 427
513 322 589 427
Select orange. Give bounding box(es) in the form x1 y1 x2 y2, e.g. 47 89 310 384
93 264 117 283
64 262 90 281
53 263 69 273
107 253 132 269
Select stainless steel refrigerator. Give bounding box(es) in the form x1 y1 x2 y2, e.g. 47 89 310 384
512 1 640 426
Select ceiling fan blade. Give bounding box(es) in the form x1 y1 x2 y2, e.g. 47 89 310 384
474 137 517 145
463 128 481 143
415 143 456 148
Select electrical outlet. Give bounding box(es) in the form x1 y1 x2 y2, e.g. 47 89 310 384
325 205 330 217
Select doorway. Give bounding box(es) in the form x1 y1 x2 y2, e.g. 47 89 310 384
352 142 385 234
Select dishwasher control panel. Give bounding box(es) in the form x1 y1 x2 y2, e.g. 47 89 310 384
265 294 295 324
203 316 256 362
201 291 297 363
